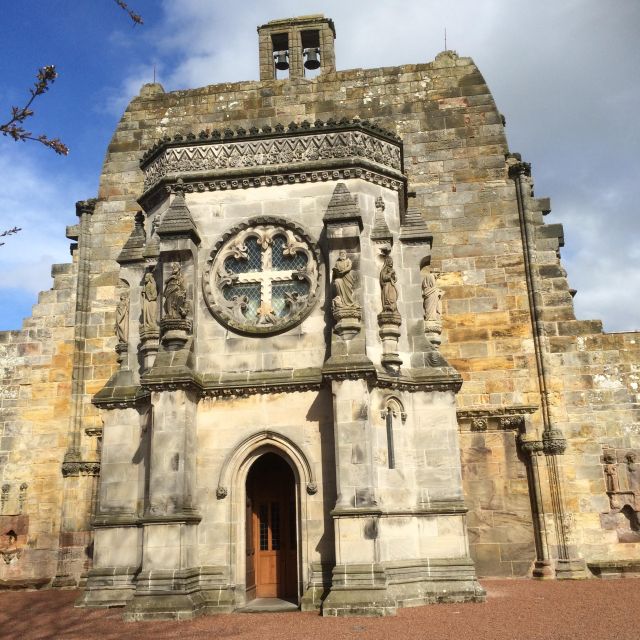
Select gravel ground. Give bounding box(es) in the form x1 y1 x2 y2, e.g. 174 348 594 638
0 578 637 640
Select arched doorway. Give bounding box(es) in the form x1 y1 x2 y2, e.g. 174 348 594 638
245 452 298 601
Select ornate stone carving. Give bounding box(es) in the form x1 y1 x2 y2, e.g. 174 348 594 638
542 428 567 455
141 126 403 191
421 270 444 347
18 483 27 514
115 291 129 344
422 271 443 322
61 461 101 477
604 452 620 493
471 417 488 432
306 482 318 495
601 450 640 513
203 220 320 335
331 250 362 340
216 486 228 500
626 452 640 494
0 485 9 513
499 415 525 431
377 255 402 370
140 272 159 338
159 263 192 348
518 438 544 457
380 256 398 313
332 251 358 310
163 263 190 321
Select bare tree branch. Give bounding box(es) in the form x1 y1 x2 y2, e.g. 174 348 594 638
0 66 69 155
113 0 143 25
0 227 21 247
1 4 143 157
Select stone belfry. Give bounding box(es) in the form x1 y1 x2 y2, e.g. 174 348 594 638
77 14 483 618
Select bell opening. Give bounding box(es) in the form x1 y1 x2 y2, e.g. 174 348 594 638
271 32 290 77
303 48 321 71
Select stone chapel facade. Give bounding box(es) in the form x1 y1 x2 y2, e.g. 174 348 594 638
0 15 639 619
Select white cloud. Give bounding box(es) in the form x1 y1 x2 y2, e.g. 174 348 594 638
0 143 87 296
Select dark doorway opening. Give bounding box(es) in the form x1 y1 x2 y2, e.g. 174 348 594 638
245 453 297 601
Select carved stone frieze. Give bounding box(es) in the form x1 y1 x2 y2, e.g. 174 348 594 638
61 461 101 477
141 122 403 192
456 405 537 432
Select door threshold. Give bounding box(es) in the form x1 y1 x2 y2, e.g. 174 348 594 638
238 597 299 613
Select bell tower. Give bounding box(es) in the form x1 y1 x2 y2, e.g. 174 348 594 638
257 15 336 80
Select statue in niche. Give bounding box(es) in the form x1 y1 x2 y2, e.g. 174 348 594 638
164 263 189 320
603 453 620 493
114 291 129 344
422 270 444 322
379 255 398 313
332 250 359 311
627 453 640 495
141 273 159 333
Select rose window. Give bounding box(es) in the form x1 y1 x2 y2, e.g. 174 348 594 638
203 222 320 334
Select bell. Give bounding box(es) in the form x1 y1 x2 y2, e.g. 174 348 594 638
274 50 289 71
304 47 321 70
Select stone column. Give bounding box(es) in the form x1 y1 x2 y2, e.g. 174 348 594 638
509 158 586 579
53 198 98 588
123 388 201 620
518 436 553 578
78 405 146 606
322 378 395 617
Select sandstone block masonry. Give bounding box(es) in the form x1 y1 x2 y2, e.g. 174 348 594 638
0 14 638 615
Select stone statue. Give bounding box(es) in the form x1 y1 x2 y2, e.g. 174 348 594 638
141 273 159 333
114 292 129 344
379 256 398 313
422 271 444 322
627 452 640 494
604 454 620 493
332 250 358 311
164 263 188 320
230 295 249 322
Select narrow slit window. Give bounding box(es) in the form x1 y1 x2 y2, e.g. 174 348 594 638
386 407 396 469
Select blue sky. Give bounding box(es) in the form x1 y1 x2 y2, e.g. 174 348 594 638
1 0 639 331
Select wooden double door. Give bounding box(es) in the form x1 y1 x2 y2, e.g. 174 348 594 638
246 453 298 600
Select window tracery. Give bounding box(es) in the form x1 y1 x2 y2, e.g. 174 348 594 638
203 220 320 334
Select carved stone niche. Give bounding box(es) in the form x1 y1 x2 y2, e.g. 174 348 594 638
203 218 321 335
600 448 640 516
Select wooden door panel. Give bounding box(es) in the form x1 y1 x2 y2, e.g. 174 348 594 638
246 454 297 601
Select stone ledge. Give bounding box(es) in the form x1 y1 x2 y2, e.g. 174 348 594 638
587 560 640 579
331 502 468 517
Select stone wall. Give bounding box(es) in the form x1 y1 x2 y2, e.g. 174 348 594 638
0 38 639 588
0 261 79 586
